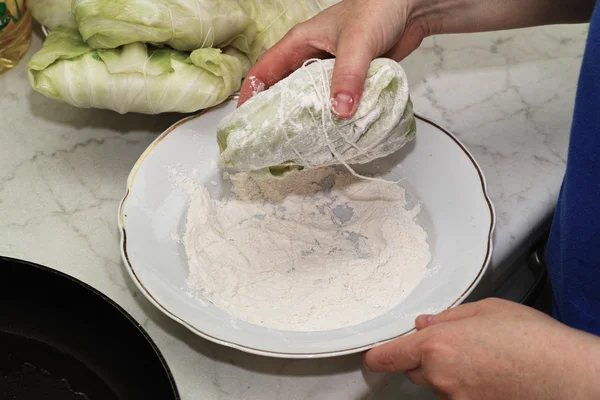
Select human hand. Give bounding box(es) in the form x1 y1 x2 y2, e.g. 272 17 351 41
238 0 594 118
238 0 432 118
364 298 600 400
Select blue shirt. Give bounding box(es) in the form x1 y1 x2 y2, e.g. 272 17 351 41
546 1 600 334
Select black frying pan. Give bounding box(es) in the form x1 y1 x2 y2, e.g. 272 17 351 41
0 256 179 400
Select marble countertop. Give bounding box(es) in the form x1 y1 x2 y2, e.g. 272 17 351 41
0 24 588 399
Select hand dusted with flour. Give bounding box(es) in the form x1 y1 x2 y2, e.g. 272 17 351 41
183 168 431 331
217 58 415 174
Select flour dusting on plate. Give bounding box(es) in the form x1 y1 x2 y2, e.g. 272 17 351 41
182 167 431 331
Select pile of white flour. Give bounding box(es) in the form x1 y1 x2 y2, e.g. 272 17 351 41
183 167 431 331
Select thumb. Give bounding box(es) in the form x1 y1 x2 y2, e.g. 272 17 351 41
330 28 376 119
415 302 486 330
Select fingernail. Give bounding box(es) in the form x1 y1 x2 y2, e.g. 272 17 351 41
332 92 355 118
417 314 433 327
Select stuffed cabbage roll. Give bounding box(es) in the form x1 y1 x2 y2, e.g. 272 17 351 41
28 0 77 29
217 58 416 172
28 29 243 114
230 0 340 64
72 0 251 51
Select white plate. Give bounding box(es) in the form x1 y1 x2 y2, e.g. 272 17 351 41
118 98 495 358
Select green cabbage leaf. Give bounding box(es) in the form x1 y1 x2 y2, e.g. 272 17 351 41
28 0 77 29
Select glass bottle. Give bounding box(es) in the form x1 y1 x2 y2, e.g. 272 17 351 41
0 0 32 73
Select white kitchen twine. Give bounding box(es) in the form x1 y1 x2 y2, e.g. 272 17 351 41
281 58 402 184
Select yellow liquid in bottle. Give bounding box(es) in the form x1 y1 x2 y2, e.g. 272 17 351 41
0 0 32 73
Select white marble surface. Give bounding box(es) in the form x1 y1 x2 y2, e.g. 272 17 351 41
0 24 589 399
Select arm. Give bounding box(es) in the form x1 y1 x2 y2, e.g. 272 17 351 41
239 0 596 117
416 0 596 36
364 298 600 400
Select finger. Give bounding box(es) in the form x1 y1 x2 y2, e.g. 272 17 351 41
363 331 427 373
238 25 332 107
330 26 377 119
415 302 486 330
238 47 323 106
404 368 429 387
